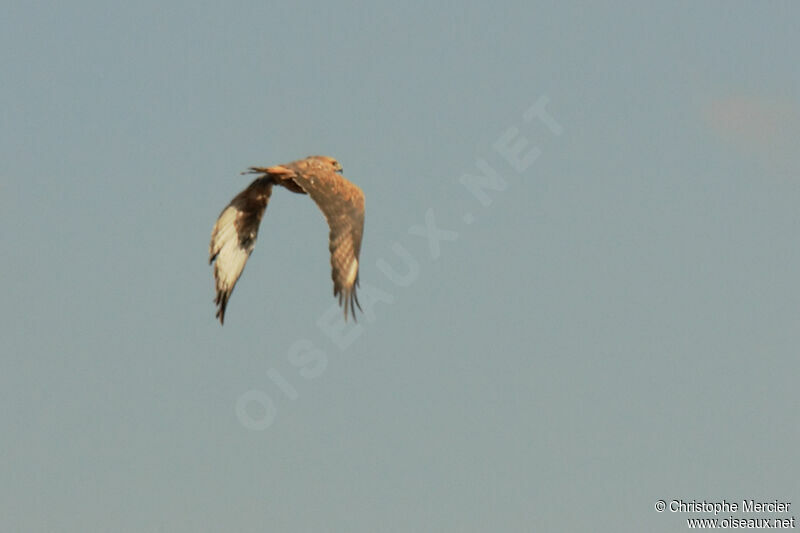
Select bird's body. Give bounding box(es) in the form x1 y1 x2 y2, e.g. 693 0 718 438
209 156 365 324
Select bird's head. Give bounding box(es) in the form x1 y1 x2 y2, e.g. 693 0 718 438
309 155 342 173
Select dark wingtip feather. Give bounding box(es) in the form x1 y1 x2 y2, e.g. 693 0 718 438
339 288 360 323
352 293 357 322
215 290 229 325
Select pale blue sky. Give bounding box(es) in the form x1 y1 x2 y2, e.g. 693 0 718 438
2 2 799 531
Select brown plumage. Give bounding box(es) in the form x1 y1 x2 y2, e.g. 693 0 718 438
209 156 365 324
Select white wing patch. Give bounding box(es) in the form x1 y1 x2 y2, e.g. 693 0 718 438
213 240 250 294
345 258 358 287
210 206 237 258
210 205 258 323
210 207 251 290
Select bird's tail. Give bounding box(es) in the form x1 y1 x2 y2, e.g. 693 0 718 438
241 165 293 176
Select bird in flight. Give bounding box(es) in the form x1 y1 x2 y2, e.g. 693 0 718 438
209 155 365 325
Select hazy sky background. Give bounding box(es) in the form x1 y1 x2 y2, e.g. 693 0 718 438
2 2 799 531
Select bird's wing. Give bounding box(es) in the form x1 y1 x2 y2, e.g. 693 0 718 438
289 166 365 320
209 177 273 324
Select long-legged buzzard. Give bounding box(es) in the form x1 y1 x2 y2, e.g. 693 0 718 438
209 156 365 324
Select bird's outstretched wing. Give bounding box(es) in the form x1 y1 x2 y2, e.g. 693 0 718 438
288 164 365 320
209 177 273 324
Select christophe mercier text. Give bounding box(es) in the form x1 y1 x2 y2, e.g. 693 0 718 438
671 500 791 514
